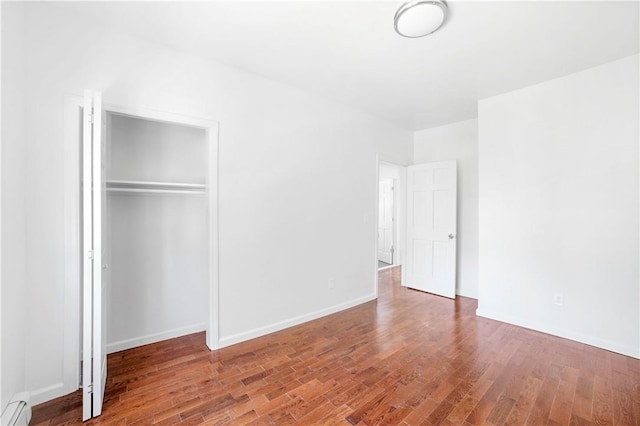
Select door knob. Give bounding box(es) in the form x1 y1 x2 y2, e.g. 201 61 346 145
448 234 455 240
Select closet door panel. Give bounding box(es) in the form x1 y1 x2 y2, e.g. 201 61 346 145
81 89 107 420
94 92 107 416
81 91 93 422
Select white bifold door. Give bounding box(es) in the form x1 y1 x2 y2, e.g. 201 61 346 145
82 90 108 420
405 161 457 299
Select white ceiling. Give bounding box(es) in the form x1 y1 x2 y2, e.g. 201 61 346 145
59 1 639 131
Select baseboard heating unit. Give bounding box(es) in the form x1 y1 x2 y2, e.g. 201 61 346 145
0 392 31 426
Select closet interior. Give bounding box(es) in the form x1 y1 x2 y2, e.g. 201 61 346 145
105 112 210 353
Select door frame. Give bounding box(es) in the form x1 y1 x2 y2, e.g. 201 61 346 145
63 94 219 394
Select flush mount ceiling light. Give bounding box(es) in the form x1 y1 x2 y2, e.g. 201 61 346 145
394 0 448 38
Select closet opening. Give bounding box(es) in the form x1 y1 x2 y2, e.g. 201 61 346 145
105 112 212 354
63 95 219 410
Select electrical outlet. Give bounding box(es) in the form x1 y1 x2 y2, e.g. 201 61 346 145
329 278 335 289
554 293 563 306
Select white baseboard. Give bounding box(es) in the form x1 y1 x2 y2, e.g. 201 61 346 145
476 308 640 359
107 323 207 354
29 382 65 406
219 294 377 349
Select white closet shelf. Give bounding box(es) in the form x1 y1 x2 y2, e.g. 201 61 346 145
107 180 206 195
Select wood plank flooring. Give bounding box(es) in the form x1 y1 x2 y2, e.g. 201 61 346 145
32 267 640 425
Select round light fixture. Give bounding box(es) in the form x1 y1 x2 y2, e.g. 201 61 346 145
394 0 448 38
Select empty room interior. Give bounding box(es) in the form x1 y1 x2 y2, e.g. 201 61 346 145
1 0 639 425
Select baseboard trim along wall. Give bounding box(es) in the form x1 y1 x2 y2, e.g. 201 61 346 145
29 383 65 406
476 308 640 359
219 294 378 349
107 323 207 354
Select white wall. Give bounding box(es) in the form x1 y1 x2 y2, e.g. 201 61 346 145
107 116 209 353
8 3 412 404
414 119 478 298
1 1 27 411
477 54 639 357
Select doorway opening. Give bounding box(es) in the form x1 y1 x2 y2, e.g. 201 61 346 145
104 112 212 353
376 161 406 275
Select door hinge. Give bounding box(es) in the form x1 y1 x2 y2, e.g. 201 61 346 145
88 250 94 260
87 384 93 394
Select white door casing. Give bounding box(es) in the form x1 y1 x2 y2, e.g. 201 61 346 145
405 161 457 298
378 178 394 264
82 90 107 420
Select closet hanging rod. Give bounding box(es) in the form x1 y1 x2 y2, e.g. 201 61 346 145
106 187 206 195
107 179 205 189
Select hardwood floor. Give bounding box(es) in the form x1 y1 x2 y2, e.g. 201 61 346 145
32 267 640 425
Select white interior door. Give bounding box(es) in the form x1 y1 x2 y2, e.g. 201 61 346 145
82 90 107 420
378 178 394 264
405 161 457 298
